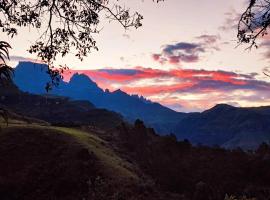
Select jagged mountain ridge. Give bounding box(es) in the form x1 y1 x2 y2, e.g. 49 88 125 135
13 61 188 134
12 61 270 149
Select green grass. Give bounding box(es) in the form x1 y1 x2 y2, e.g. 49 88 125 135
0 122 138 182
53 127 138 181
0 117 47 126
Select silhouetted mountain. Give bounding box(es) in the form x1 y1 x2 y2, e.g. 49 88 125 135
13 62 188 134
14 62 55 94
12 62 270 149
174 104 270 149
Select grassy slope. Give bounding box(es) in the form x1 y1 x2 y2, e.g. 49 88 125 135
0 121 140 199
53 126 138 181
0 122 138 181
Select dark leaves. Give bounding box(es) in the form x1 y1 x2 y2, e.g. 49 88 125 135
0 41 14 83
45 64 69 92
0 41 11 64
238 0 270 49
0 0 163 91
0 64 14 82
0 0 148 66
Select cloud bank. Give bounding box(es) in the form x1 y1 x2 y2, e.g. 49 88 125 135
65 67 270 112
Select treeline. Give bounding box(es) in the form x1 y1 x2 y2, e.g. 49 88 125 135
108 120 270 200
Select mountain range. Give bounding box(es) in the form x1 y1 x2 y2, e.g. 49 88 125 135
12 61 270 149
174 104 270 149
13 61 187 134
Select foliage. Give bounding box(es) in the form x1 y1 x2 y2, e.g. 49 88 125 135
0 41 13 126
112 121 270 200
238 0 270 76
0 41 13 82
0 0 162 90
238 0 270 49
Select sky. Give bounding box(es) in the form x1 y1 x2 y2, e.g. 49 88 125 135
4 0 270 112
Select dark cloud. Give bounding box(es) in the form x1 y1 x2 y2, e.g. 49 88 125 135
168 55 199 64
152 34 220 65
163 42 203 55
152 54 161 61
152 53 167 64
162 42 204 64
98 69 139 76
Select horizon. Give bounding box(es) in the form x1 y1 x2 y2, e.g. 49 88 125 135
6 0 270 112
2 1 270 199
13 61 270 113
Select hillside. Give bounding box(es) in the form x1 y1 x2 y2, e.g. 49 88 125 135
0 94 270 199
0 81 123 129
0 124 166 200
86 119 270 200
174 104 270 149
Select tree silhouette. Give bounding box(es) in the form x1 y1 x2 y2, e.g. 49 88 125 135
238 0 270 48
0 41 13 125
238 0 270 77
0 41 13 82
0 0 162 89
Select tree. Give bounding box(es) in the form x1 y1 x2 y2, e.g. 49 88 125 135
238 0 270 48
0 41 13 82
0 41 12 125
0 0 162 90
238 0 270 77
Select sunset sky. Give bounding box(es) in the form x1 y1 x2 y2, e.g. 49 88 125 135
5 0 270 112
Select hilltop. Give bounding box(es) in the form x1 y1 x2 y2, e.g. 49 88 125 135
0 123 175 200
174 104 270 149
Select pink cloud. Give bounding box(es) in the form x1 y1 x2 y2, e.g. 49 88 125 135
64 67 267 93
122 82 195 95
152 54 161 61
62 66 270 111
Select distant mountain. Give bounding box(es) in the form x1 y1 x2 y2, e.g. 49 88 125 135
174 104 270 149
14 62 54 94
12 62 270 149
13 62 188 134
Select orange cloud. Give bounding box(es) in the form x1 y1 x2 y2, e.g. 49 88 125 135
122 82 195 95
62 66 270 111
